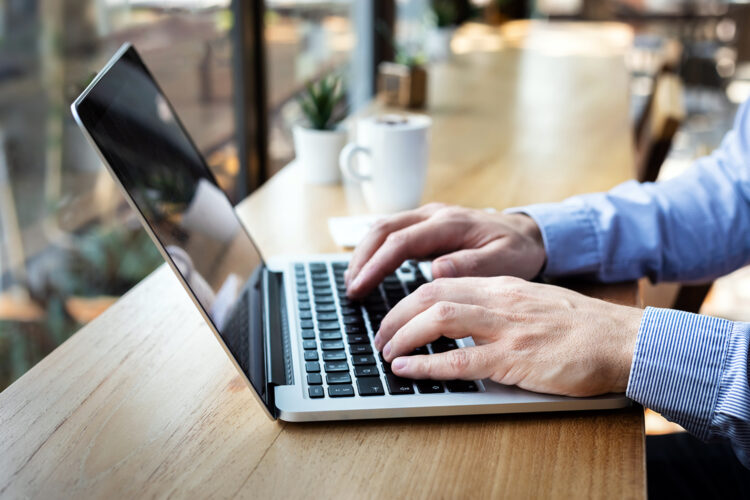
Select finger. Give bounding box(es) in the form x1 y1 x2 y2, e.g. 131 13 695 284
346 212 425 286
346 203 444 289
383 302 497 361
374 277 504 350
391 346 496 380
432 239 514 278
348 218 464 299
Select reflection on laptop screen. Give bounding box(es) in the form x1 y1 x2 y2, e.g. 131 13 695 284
72 46 268 405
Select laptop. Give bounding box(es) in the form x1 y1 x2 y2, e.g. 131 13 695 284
71 44 630 421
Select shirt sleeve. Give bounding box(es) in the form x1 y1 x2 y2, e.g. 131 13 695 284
627 307 750 467
509 100 750 283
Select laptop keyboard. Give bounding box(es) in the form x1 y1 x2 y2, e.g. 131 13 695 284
294 261 479 399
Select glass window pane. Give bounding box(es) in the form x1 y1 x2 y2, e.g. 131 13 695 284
264 1 370 174
0 0 238 390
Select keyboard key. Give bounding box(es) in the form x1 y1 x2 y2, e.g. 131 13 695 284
304 351 319 361
316 312 339 322
432 340 459 353
305 362 320 373
301 329 315 340
318 321 341 331
340 307 360 316
309 386 324 398
319 330 342 341
309 262 327 271
345 324 367 335
298 301 311 310
347 334 369 344
328 385 355 397
385 373 414 394
324 361 349 372
300 320 314 329
342 316 364 326
302 340 317 350
357 377 385 396
354 365 380 377
446 380 479 392
326 372 352 384
349 344 373 354
352 355 376 366
416 380 445 393
299 311 312 320
307 373 322 385
316 304 336 313
314 296 335 304
322 350 347 361
321 340 345 350
411 346 428 355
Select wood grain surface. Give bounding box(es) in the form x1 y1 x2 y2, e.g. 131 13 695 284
0 21 645 499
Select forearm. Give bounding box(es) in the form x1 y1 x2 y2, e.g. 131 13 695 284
512 102 750 283
627 308 750 467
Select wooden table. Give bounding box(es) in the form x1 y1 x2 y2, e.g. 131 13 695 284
0 21 645 499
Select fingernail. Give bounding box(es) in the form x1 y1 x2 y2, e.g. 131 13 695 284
373 333 382 350
392 357 408 372
344 269 350 286
434 259 457 278
383 342 391 359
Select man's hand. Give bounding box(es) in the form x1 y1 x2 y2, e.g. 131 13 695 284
345 203 546 298
374 277 642 397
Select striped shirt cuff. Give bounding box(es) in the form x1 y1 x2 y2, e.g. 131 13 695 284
626 307 734 440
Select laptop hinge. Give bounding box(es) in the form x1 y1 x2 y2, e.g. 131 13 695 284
263 268 293 410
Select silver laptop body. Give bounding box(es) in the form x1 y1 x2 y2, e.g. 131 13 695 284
71 43 630 422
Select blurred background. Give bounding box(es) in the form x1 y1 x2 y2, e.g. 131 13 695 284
1 0 749 393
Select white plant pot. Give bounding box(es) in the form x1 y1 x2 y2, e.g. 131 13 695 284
181 178 240 243
427 27 456 62
293 125 347 184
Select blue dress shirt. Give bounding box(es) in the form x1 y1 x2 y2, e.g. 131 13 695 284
515 100 750 466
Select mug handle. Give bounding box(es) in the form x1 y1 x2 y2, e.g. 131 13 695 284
339 143 372 182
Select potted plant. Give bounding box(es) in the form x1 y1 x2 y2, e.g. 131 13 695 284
293 75 348 184
427 0 459 61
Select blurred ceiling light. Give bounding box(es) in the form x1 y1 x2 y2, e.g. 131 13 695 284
726 80 750 104
537 0 583 16
716 18 736 42
716 46 737 78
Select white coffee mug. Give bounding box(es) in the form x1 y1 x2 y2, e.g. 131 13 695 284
339 114 431 213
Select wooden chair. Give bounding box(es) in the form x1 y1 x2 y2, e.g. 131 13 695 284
634 72 716 314
634 71 686 183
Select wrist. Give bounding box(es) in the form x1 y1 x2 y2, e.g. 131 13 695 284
505 213 547 276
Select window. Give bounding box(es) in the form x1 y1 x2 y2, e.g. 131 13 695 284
0 0 239 390
264 0 373 174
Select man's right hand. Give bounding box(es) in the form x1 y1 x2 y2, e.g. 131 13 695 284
345 203 547 298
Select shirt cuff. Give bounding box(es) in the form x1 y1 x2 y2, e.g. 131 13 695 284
626 307 734 440
505 199 601 277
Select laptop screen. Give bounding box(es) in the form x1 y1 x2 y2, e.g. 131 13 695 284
72 45 272 414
